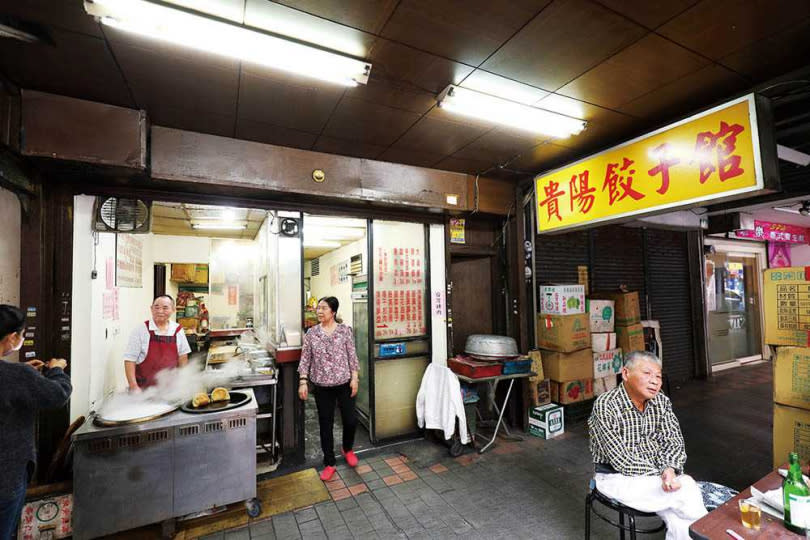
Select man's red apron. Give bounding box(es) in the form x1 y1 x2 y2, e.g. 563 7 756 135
135 321 181 388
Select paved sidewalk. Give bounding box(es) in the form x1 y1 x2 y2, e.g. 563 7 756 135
200 363 772 540
201 432 650 540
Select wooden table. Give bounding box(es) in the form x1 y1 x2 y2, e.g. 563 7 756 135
689 470 803 539
454 371 536 454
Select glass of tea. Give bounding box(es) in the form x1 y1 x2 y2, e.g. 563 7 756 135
739 499 761 530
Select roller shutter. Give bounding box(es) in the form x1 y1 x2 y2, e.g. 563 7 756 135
646 228 694 383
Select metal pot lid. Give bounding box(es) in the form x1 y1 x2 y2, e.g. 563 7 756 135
464 334 519 357
94 398 179 427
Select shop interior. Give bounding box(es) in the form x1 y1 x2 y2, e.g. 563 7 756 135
70 196 288 470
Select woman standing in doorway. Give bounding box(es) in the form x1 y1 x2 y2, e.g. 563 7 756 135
298 296 359 481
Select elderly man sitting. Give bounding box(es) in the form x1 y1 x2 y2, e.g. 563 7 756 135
588 351 707 540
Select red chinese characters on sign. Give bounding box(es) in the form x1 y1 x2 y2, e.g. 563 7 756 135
647 143 680 195
569 171 596 214
695 121 745 184
539 180 566 221
603 157 644 205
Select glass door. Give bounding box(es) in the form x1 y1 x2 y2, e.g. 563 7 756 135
705 242 765 369
368 220 430 442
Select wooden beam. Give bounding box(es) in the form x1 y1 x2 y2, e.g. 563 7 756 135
150 126 471 212
20 90 146 169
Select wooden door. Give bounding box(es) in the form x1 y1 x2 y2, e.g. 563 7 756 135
449 255 494 354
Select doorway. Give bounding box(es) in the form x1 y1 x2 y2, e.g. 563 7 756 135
704 239 767 371
302 215 372 463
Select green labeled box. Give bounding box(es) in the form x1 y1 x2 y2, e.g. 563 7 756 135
528 403 565 439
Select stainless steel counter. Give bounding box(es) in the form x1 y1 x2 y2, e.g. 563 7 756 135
72 390 258 539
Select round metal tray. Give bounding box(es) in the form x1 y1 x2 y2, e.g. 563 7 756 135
464 334 519 358
467 352 520 361
93 402 179 427
180 391 251 414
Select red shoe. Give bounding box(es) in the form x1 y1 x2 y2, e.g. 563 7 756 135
342 449 359 468
320 466 336 481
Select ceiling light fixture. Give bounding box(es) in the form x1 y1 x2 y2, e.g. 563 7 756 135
0 22 40 43
773 202 810 217
437 85 587 138
84 0 372 87
191 223 247 230
777 144 810 167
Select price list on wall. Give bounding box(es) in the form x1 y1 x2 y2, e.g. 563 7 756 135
374 242 427 339
776 283 810 330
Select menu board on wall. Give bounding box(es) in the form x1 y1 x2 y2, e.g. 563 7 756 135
116 234 143 288
374 238 426 339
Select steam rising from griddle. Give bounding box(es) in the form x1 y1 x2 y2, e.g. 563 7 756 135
96 357 244 418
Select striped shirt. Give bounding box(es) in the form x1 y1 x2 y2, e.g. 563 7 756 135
588 383 686 476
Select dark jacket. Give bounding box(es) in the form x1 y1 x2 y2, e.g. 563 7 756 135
0 361 72 494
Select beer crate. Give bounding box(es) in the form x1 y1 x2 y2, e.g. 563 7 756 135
528 403 564 439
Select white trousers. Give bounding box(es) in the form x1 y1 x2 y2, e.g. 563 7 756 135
595 473 708 540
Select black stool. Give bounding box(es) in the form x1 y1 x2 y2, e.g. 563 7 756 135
585 479 666 540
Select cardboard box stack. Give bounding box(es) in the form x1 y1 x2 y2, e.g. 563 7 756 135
587 298 621 396
763 268 810 466
537 285 594 406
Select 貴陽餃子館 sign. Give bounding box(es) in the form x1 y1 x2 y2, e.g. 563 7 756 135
535 94 776 233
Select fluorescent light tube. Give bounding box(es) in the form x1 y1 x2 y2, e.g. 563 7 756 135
0 23 40 43
773 207 802 215
84 0 371 86
437 85 587 138
777 144 810 167
192 223 247 230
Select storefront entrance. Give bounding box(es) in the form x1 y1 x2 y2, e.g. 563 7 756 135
704 239 767 371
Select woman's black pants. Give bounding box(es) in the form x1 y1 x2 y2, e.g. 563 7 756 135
313 382 357 467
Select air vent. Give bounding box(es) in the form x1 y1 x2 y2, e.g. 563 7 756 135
118 434 141 448
228 418 247 430
93 196 151 233
350 254 362 275
144 430 170 443
178 425 199 438
205 421 224 433
311 258 320 276
88 438 113 453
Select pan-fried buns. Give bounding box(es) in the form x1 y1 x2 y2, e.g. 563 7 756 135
192 392 210 408
211 387 230 402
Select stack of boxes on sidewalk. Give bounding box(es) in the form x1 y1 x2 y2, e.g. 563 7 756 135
528 286 646 440
590 290 646 395
763 268 810 465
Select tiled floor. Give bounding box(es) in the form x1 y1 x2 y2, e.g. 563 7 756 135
199 362 773 539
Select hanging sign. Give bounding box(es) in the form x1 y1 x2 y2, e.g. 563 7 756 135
734 220 809 244
535 94 776 233
116 234 143 288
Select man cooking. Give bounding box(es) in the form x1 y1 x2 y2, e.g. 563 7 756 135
588 351 706 540
123 295 191 391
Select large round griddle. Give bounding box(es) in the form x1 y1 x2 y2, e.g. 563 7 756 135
180 391 251 414
94 400 180 427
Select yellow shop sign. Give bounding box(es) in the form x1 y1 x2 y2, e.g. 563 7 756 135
535 94 776 233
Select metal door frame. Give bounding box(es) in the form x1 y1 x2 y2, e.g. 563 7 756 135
704 237 769 372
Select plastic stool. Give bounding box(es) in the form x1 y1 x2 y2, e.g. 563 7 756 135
585 479 666 540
